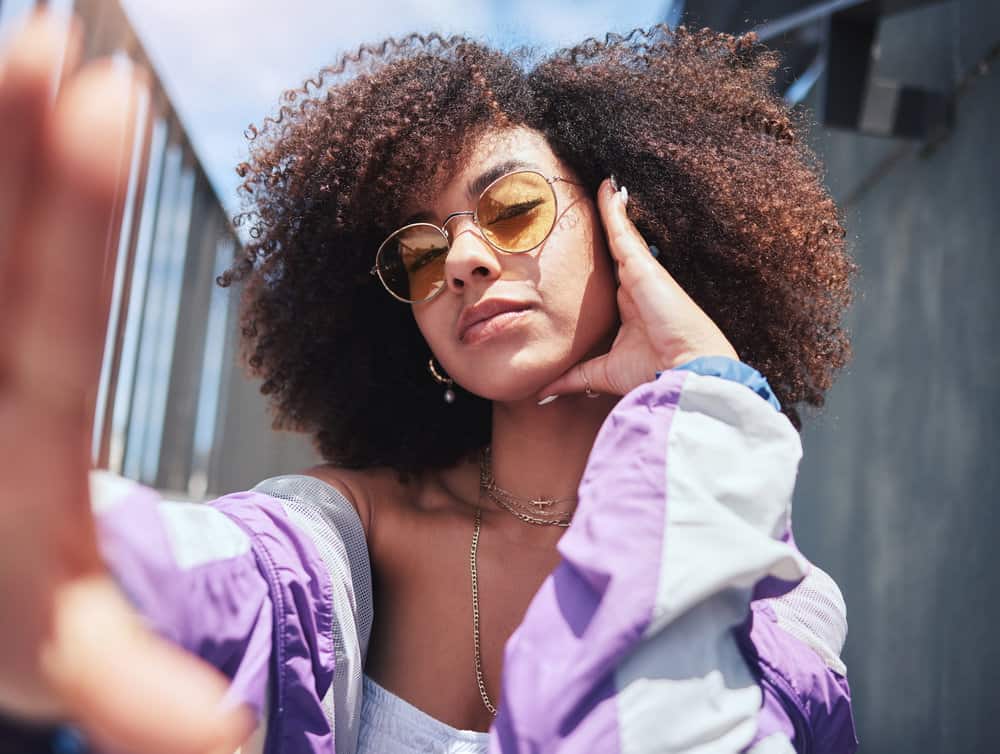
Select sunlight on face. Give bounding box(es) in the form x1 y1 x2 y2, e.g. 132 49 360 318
476 171 556 252
410 126 619 403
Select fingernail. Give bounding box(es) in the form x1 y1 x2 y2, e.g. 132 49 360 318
620 186 629 206
537 394 560 406
648 244 660 258
610 174 620 192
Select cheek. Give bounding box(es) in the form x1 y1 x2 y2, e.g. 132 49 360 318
412 303 453 359
410 202 620 397
541 206 618 325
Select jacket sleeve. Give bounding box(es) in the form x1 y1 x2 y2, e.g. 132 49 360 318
88 472 372 754
489 358 858 754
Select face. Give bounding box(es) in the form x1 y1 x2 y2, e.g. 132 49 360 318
401 126 619 403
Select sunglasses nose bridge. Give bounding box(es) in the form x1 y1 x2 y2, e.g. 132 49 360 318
439 211 505 296
441 210 476 240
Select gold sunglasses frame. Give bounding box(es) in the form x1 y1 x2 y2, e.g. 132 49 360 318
370 169 582 304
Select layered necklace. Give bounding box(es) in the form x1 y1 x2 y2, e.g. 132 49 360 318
469 446 577 716
478 446 575 528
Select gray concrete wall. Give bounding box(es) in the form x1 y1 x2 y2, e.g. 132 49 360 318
794 3 999 751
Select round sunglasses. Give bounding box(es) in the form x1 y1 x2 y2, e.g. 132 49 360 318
370 169 582 303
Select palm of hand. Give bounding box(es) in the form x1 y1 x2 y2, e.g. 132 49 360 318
593 291 661 397
539 183 737 400
0 12 252 754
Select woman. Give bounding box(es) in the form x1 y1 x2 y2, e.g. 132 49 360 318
0 10 856 754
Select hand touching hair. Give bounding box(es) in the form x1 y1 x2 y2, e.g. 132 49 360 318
222 24 855 474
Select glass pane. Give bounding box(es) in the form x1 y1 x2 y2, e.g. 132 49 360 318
92 81 151 463
188 235 237 499
122 134 183 482
109 114 168 473
138 160 196 484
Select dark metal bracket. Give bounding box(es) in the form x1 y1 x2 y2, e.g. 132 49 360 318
753 0 956 140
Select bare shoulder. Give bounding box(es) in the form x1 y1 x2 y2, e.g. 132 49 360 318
300 463 411 542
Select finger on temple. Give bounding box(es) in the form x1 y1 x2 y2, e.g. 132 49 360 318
597 178 664 279
12 57 140 429
0 11 82 336
598 181 693 313
44 575 256 754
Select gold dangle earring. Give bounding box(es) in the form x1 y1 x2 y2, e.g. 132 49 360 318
428 357 456 403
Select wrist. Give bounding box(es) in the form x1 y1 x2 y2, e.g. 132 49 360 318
656 356 782 412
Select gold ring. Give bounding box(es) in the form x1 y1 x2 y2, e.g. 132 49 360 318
579 364 599 399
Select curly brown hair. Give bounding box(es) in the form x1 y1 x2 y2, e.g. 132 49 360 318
220 24 855 474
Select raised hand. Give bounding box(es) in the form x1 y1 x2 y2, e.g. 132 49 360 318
0 11 252 753
537 178 738 400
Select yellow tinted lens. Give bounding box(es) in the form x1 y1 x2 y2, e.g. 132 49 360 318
378 224 449 301
477 171 556 252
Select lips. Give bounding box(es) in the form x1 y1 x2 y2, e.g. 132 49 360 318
457 298 533 342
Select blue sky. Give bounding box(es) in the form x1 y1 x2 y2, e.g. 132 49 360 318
0 0 676 487
112 0 674 217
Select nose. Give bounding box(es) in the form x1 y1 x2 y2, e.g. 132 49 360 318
442 215 501 294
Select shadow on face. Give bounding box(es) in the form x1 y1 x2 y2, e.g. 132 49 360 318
406 126 620 404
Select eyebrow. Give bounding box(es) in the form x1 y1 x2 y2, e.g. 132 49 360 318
402 158 543 225
468 158 541 198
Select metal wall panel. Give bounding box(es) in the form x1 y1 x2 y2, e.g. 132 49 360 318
0 1 315 498
792 4 999 752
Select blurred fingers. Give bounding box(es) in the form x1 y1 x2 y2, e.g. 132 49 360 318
12 55 141 430
0 11 82 328
43 575 256 754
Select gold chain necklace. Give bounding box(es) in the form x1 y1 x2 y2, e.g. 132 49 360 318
470 506 497 716
469 447 577 716
479 446 574 527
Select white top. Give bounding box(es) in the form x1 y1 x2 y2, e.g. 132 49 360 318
358 675 490 754
254 473 492 753
245 475 845 754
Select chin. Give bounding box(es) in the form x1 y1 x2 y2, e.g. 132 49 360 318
452 345 571 403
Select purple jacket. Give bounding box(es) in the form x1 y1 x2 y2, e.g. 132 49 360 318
90 359 857 753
